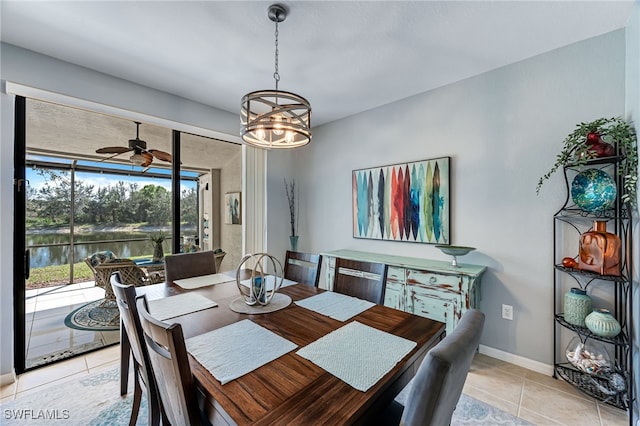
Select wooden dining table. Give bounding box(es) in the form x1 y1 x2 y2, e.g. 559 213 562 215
128 271 446 425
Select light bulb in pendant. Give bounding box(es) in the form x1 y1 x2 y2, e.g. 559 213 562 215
255 128 266 141
285 131 294 144
271 113 284 136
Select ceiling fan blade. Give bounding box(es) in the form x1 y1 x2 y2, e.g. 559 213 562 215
140 152 154 168
148 149 172 162
96 146 131 154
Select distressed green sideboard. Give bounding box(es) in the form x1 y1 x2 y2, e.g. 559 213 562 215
321 249 487 336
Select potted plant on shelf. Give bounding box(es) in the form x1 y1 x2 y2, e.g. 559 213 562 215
284 178 299 251
536 117 638 206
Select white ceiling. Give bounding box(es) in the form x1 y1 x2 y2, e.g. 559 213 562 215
1 1 635 128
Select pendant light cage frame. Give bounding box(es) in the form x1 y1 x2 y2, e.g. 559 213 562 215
240 4 312 149
241 90 311 149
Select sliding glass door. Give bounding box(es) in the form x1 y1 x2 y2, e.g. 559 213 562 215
14 98 242 372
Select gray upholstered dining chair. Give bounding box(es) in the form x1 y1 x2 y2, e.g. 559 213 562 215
110 272 164 426
379 309 485 426
333 257 388 304
136 295 210 426
283 250 323 287
164 250 217 284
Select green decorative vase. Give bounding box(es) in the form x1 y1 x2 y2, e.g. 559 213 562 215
563 288 592 327
289 235 299 252
152 242 164 263
585 308 621 338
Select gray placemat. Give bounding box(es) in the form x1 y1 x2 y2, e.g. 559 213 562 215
294 291 375 321
228 293 292 314
148 292 217 320
296 321 417 392
173 273 235 289
186 319 297 384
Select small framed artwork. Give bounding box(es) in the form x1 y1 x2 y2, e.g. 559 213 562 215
225 192 241 225
352 156 450 244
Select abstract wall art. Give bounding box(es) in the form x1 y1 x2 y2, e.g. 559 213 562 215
352 157 450 244
225 192 241 225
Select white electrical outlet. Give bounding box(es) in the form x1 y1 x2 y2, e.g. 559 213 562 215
502 304 513 320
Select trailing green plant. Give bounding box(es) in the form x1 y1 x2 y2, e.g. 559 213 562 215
536 117 638 206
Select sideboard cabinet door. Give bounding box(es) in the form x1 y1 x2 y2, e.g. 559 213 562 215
384 267 406 311
407 284 456 335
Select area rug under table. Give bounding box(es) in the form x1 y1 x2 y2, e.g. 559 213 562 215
1 367 534 425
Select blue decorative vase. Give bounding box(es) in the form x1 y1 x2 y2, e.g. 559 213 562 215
585 308 621 338
563 288 592 327
570 169 616 212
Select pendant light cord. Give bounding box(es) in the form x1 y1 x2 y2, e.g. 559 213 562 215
274 19 280 91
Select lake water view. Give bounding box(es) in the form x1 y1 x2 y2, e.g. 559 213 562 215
27 230 196 268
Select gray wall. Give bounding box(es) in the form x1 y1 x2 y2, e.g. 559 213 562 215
268 30 627 369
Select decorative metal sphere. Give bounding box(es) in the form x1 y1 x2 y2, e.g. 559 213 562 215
235 253 284 306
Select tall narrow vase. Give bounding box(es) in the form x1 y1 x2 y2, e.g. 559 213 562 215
289 235 299 252
564 287 592 327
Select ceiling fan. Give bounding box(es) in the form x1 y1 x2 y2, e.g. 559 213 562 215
95 121 172 169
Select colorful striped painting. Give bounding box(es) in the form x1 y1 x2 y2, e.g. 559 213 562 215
352 157 450 244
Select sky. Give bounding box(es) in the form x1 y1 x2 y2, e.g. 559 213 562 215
26 155 198 194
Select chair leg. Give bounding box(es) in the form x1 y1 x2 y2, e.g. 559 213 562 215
120 325 131 396
147 386 162 426
129 366 142 426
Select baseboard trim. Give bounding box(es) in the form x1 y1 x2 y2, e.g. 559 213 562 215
0 370 16 386
479 344 554 376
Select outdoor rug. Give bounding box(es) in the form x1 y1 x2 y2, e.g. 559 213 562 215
64 299 120 331
1 368 534 425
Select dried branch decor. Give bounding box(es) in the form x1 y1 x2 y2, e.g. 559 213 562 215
284 178 298 237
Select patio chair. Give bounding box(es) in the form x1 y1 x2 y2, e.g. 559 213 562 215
84 250 119 273
86 252 150 304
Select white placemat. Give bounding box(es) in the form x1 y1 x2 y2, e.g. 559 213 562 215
186 319 298 385
173 273 235 289
148 292 217 320
239 275 298 291
294 291 375 321
296 321 417 392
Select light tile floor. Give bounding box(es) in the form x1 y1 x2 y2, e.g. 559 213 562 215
1 347 630 425
465 353 629 425
25 282 119 368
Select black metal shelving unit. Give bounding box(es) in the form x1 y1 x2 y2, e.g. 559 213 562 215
552 155 635 421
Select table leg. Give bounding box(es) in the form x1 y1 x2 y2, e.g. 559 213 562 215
120 321 131 396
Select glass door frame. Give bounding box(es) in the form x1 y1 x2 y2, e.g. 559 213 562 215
13 95 27 374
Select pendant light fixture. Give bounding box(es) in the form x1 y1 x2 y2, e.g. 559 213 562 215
240 4 311 149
